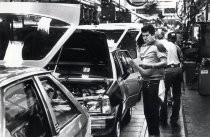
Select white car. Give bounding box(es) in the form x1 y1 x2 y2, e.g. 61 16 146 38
0 2 92 137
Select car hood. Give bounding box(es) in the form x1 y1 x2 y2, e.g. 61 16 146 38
0 2 80 67
45 29 113 79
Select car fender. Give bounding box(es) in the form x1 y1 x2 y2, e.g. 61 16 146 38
106 81 123 107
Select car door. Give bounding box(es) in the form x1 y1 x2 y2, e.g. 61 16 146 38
116 50 142 108
3 78 52 137
35 74 90 137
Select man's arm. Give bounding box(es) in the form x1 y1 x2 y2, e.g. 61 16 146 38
142 41 167 69
128 59 146 75
176 45 183 62
139 57 167 69
128 58 167 77
139 42 167 69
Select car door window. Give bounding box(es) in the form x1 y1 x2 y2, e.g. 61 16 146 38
39 77 80 128
113 53 123 78
4 79 51 137
118 51 130 73
118 51 134 74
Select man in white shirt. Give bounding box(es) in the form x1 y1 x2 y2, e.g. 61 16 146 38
156 31 183 126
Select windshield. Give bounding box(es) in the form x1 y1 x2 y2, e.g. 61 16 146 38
97 29 139 45
129 29 140 40
119 30 139 49
0 14 69 60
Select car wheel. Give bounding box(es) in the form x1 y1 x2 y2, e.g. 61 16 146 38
124 107 132 124
111 119 121 137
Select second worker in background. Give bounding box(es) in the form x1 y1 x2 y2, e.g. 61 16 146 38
157 31 183 126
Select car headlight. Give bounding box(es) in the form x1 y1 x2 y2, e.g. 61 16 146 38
102 95 111 114
85 95 111 114
86 100 101 113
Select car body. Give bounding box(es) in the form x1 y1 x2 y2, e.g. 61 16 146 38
43 27 143 136
0 66 91 137
0 2 92 137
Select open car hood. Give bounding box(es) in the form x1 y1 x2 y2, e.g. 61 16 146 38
0 2 80 67
45 29 113 79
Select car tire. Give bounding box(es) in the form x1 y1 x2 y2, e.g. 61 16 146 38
124 107 132 124
112 119 121 137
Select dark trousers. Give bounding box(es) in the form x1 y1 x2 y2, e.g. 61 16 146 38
142 80 160 136
160 67 182 122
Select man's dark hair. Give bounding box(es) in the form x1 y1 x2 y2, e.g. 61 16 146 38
168 32 177 43
141 24 155 35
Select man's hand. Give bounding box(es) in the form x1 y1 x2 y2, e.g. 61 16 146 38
128 59 148 69
127 58 135 66
128 58 139 70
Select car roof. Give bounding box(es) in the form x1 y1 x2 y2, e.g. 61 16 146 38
0 66 48 87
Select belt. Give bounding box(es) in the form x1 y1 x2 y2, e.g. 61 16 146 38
165 63 180 68
143 80 160 85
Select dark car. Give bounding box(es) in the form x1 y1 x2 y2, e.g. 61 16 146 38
0 66 91 137
44 29 143 137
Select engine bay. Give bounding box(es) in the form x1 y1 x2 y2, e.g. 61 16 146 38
62 82 109 97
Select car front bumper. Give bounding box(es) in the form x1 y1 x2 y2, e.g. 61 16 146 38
91 114 117 136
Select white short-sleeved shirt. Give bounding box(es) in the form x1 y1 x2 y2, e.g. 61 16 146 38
159 39 180 65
